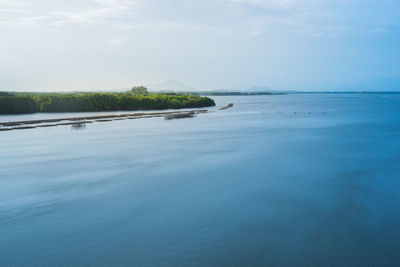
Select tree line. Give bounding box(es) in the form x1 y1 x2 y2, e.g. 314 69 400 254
0 93 215 114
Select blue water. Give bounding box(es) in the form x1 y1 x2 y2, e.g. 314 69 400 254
1 94 399 266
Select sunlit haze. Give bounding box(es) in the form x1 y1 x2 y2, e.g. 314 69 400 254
1 0 399 91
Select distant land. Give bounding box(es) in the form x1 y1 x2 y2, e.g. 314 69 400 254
1 81 399 96
186 83 400 95
199 91 284 96
144 82 400 95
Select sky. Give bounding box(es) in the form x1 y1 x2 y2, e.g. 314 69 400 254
0 0 399 91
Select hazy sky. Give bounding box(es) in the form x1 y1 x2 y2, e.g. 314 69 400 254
0 0 399 91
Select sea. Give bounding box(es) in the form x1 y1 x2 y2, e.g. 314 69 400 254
1 94 399 266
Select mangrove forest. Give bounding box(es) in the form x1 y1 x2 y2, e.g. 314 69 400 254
0 91 215 114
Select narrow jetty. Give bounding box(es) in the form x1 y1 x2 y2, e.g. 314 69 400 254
0 109 209 132
164 111 195 120
219 103 234 110
0 104 233 132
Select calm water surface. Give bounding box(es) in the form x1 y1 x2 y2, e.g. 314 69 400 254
1 94 399 266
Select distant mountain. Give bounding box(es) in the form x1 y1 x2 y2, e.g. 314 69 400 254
146 80 195 91
246 86 275 92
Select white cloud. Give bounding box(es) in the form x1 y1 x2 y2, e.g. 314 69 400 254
108 38 125 45
0 1 395 43
229 0 308 9
247 29 262 36
0 0 138 27
0 8 28 13
50 0 137 26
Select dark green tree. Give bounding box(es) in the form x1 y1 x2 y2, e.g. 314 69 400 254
130 86 149 95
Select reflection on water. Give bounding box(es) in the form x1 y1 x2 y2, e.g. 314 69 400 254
0 94 400 266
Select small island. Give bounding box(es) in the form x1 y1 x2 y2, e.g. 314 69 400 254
0 86 215 114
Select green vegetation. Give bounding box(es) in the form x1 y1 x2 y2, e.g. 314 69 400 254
0 96 37 114
130 86 149 95
0 91 215 114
